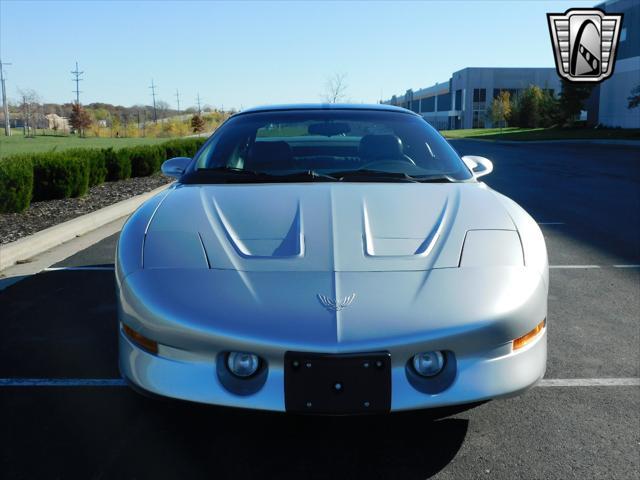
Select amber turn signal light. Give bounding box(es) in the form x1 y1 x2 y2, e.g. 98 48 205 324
122 323 158 354
513 319 546 350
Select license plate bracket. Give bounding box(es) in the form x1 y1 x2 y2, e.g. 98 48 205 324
284 351 391 414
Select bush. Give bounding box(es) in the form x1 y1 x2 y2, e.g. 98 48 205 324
162 137 206 159
127 144 165 177
66 148 107 187
0 156 34 213
0 137 209 213
104 147 131 181
32 152 90 201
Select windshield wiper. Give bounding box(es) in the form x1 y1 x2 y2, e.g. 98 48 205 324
199 166 268 176
411 174 457 183
196 167 337 183
329 169 420 183
269 170 338 182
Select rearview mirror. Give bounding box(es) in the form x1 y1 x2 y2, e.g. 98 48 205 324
308 122 351 137
461 155 493 178
161 157 191 179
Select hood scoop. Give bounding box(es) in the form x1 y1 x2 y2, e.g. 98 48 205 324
211 197 304 258
147 183 513 272
363 197 448 257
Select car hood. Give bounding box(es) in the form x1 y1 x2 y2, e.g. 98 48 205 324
144 182 516 273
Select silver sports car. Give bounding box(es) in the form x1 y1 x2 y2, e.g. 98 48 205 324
116 104 548 414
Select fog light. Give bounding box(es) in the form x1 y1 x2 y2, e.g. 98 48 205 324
122 323 158 354
412 351 445 377
227 352 260 378
513 319 546 350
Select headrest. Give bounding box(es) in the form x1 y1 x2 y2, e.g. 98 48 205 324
359 135 404 160
247 141 293 169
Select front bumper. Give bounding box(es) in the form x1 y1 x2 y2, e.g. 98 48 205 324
119 325 546 412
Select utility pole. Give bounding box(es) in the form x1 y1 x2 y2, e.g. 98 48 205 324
149 79 158 123
196 93 202 116
71 61 83 104
0 59 11 136
175 89 181 115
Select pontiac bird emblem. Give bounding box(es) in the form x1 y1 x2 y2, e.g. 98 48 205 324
317 293 356 312
547 8 623 83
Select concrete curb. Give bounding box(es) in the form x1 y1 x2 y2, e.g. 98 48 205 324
0 184 171 271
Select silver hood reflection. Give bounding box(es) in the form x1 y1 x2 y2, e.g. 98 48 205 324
143 182 516 272
116 182 547 351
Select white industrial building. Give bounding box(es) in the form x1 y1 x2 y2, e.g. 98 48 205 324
383 67 561 130
589 0 640 128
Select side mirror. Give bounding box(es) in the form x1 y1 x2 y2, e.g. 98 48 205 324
461 155 493 179
161 157 191 179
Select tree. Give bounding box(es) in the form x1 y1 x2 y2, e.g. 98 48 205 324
190 113 205 133
323 73 348 103
556 80 593 126
490 90 511 131
156 100 170 120
17 88 40 137
516 86 542 128
628 85 640 110
69 102 92 137
509 85 558 129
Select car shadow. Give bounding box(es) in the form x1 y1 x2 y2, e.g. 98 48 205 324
124 397 472 479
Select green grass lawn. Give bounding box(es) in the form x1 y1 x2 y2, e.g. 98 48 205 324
0 133 179 158
441 127 640 141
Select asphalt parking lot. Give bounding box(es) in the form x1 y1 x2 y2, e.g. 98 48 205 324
1 140 639 479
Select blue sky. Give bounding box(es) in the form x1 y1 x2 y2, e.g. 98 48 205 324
1 0 579 109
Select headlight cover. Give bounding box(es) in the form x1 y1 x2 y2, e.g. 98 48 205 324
412 351 445 377
227 352 260 378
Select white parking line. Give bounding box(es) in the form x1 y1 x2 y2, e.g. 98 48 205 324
550 265 601 269
43 266 115 272
0 378 127 386
550 265 640 269
1 378 638 387
538 378 640 387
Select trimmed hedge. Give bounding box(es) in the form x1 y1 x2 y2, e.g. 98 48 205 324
32 152 90 201
104 147 132 181
163 137 207 159
0 156 33 213
128 145 165 177
0 137 207 214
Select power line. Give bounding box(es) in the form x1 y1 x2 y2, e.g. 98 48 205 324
0 58 12 136
196 93 202 115
149 79 158 123
175 89 181 115
71 61 84 104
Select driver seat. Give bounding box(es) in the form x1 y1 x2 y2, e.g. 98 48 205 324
246 141 295 170
359 135 404 162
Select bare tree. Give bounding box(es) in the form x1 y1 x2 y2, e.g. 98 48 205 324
17 88 40 137
323 73 349 103
156 100 170 120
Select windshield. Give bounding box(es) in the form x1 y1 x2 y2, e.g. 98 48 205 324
187 109 472 183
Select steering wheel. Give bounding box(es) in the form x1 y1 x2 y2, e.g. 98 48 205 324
360 156 417 170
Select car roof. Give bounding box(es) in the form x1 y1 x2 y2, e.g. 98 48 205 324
235 103 417 116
